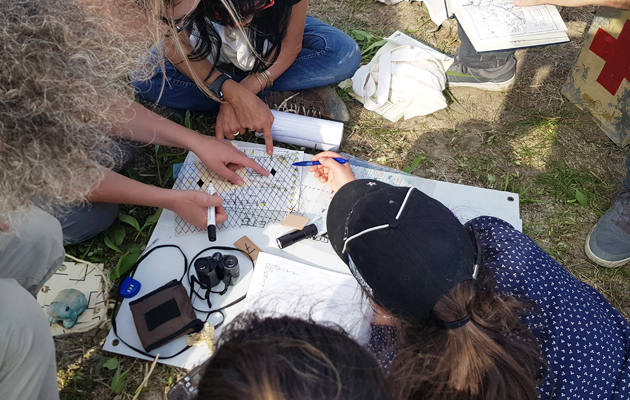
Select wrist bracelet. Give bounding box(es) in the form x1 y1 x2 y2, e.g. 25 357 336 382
260 70 273 89
254 73 266 92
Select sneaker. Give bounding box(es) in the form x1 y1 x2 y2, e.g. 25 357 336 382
585 189 630 268
446 58 516 91
167 360 209 400
263 87 350 123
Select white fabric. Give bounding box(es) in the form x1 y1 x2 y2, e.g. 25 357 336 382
351 35 453 119
190 21 270 72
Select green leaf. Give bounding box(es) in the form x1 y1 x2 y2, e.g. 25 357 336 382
141 209 162 232
108 223 126 247
110 252 141 281
575 189 588 206
376 156 387 164
403 155 424 174
361 39 387 54
111 366 131 394
119 214 141 232
104 236 123 253
184 110 192 129
352 30 371 41
97 357 119 371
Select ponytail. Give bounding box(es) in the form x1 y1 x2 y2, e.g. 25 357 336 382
386 269 546 400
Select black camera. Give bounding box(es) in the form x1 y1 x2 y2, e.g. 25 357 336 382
194 252 240 289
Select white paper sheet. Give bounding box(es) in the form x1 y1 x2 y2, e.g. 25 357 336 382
246 252 372 343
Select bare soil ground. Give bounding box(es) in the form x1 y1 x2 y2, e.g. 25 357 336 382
56 1 630 398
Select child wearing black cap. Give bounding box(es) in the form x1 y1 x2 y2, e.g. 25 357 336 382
310 151 630 400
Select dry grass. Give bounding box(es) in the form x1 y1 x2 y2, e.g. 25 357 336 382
56 1 630 398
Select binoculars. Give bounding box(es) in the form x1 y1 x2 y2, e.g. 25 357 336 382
193 252 240 289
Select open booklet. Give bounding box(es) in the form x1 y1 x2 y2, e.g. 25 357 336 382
431 0 569 52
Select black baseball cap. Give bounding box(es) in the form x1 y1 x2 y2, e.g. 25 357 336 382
327 180 476 321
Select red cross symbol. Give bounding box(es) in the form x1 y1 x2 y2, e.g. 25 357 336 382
589 19 630 96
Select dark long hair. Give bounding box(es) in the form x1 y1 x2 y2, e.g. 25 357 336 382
186 0 293 76
384 265 547 400
198 313 392 400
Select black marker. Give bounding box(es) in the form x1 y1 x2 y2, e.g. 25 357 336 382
207 183 216 242
276 224 318 249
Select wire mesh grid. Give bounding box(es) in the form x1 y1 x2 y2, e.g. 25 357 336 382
173 150 306 235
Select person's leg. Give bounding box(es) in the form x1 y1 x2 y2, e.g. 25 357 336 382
271 16 361 90
0 208 65 295
262 16 360 122
585 150 630 267
56 202 120 246
0 279 59 400
133 17 360 119
54 139 140 245
132 47 227 112
446 24 517 91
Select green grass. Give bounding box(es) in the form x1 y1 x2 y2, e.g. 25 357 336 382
536 162 612 212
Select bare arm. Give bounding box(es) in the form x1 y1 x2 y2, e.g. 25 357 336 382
117 101 269 184
165 0 308 96
87 171 228 228
514 0 630 9
238 0 308 94
217 1 308 152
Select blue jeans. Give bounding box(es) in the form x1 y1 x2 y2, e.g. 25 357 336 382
132 16 361 111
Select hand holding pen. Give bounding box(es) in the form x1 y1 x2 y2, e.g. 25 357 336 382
292 157 348 167
306 151 356 192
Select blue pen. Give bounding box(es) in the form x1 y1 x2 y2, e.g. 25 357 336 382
292 157 348 167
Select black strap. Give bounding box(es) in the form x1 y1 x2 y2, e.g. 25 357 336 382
111 243 254 359
111 244 191 359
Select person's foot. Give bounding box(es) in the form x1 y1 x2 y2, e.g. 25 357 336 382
585 189 630 268
446 58 516 91
263 87 350 123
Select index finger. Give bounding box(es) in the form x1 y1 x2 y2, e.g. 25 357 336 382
235 151 269 177
215 127 225 140
263 125 273 156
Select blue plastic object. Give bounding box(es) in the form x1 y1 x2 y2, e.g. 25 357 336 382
120 277 141 298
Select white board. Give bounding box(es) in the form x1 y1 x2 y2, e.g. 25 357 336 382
104 142 521 368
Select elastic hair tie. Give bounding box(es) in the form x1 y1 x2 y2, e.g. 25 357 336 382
443 314 471 330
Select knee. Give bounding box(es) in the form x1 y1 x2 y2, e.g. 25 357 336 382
59 202 119 245
15 208 64 251
0 209 65 292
